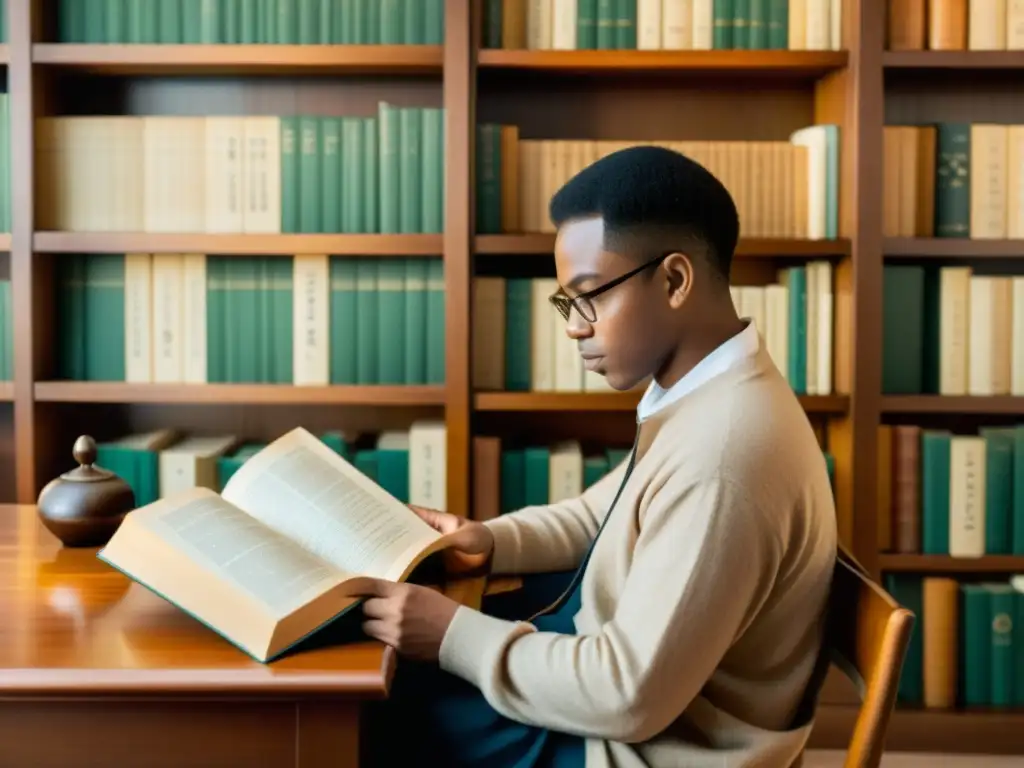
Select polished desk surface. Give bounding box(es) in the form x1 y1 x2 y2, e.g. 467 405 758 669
0 504 395 697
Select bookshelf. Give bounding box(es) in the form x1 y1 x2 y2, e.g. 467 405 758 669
0 0 1020 757
877 0 1024 755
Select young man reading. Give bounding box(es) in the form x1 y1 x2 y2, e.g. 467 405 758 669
357 145 838 768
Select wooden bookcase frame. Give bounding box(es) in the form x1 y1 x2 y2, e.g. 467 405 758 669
1 0 1022 754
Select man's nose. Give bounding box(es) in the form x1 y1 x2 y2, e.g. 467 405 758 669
564 310 593 339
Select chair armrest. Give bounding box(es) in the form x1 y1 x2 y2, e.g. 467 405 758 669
438 576 524 610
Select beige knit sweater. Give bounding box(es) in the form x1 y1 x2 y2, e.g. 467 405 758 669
438 345 838 768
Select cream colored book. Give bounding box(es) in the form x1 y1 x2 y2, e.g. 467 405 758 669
98 426 460 664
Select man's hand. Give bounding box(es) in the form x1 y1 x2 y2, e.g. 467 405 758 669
357 579 462 661
410 505 495 575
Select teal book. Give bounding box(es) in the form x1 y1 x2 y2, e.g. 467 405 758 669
96 426 461 664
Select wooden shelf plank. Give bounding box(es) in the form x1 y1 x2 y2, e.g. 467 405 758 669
33 232 443 255
33 382 447 406
0 45 8 65
476 391 849 413
880 554 1024 573
476 392 641 411
477 49 848 77
885 237 1024 258
884 50 1024 69
810 704 1024 754
881 395 1024 414
476 234 851 257
0 233 10 251
0 382 12 401
32 44 444 75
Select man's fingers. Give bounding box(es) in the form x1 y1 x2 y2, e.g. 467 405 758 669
360 596 391 619
362 619 395 645
409 504 438 523
354 577 395 598
410 505 455 534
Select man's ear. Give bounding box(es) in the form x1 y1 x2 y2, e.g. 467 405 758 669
662 252 693 309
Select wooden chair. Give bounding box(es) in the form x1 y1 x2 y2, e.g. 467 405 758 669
816 544 916 768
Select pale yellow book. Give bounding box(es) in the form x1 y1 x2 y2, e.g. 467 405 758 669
98 426 464 664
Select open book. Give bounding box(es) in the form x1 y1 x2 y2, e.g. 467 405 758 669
98 426 458 663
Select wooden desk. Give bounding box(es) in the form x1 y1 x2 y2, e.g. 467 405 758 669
0 504 394 767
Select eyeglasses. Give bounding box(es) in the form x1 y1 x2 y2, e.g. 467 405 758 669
548 252 672 323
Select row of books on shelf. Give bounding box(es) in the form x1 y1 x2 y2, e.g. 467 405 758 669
883 265 1024 397
470 435 834 520
92 425 647 529
471 264 835 396
879 423 1024 558
55 253 445 386
36 106 445 236
482 0 841 52
55 0 445 45
887 0 1024 51
91 420 447 510
478 127 839 240
882 123 1024 240
887 574 1024 710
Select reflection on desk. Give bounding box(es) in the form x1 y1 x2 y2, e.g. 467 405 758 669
0 503 392 768
0 504 395 694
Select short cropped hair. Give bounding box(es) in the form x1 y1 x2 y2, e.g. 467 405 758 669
548 145 739 281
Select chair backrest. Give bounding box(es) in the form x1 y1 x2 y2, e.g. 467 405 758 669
824 545 915 768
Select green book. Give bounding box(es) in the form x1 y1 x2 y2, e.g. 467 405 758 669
783 266 806 394
980 427 1015 555
206 257 227 383
355 258 379 384
524 447 551 505
378 102 402 234
269 257 294 383
504 278 532 391
960 584 991 707
577 0 598 48
279 116 300 233
399 108 422 233
321 117 342 233
56 256 87 380
501 449 527 513
329 257 358 384
476 124 502 234
920 430 951 555
934 123 971 238
421 108 445 234
596 0 616 48
425 258 445 384
298 116 322 233
713 0 733 49
85 254 127 382
987 584 1016 707
403 259 429 385
97 427 462 664
376 260 406 384
583 455 610 488
881 265 925 395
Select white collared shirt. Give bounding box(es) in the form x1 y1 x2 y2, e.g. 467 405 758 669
636 319 761 423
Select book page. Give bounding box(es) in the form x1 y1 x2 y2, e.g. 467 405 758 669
222 427 442 579
126 487 344 618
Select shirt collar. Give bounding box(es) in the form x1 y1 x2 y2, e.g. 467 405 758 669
636 320 761 423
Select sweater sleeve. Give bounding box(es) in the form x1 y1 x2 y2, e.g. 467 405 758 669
438 475 781 743
481 453 631 574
